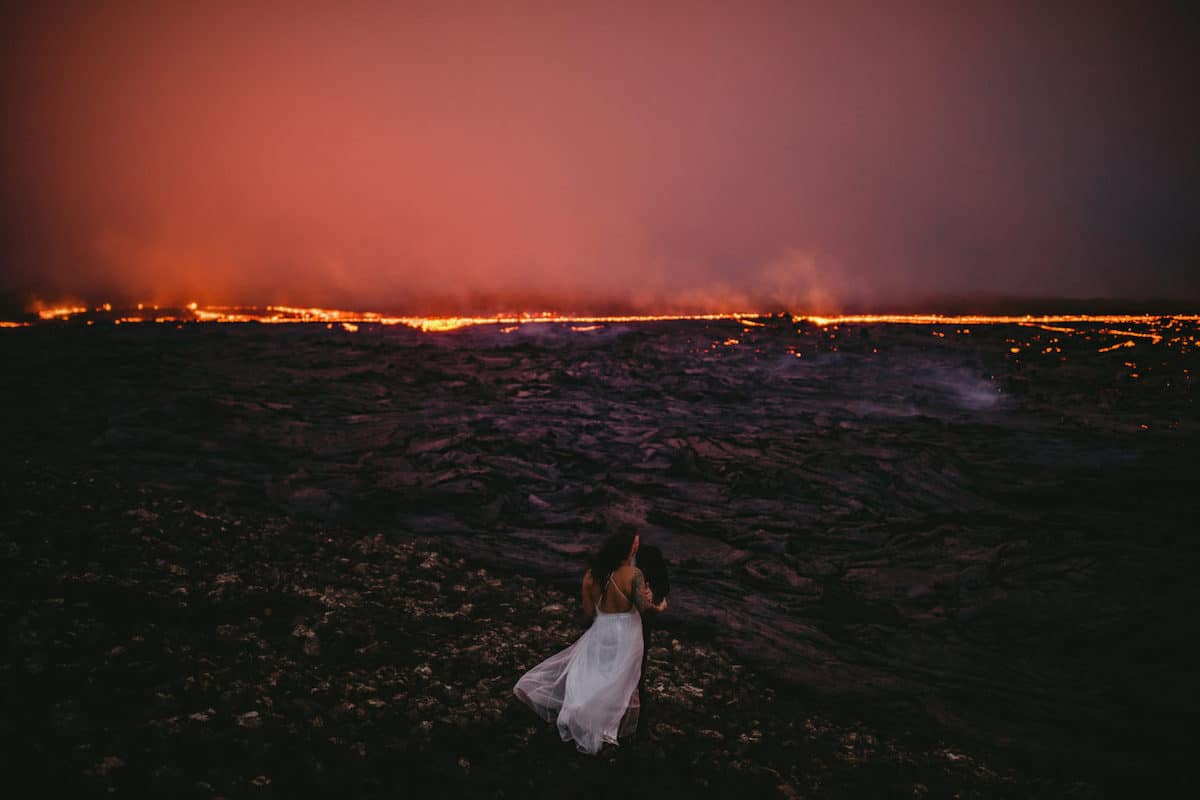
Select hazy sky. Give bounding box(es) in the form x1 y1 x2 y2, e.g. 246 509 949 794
2 1 1197 312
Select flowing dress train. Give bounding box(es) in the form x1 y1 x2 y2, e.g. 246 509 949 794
513 587 643 754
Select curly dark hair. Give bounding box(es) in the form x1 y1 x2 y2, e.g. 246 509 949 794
587 527 637 601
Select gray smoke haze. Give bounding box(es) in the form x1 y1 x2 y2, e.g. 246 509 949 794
2 2 1197 313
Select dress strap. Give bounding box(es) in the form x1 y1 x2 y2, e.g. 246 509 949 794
606 574 630 605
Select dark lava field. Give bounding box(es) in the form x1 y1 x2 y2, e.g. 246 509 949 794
3 315 1196 771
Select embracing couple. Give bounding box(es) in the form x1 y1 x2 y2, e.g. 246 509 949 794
513 526 671 754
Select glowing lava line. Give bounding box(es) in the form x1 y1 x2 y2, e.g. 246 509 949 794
165 307 774 331
800 314 1199 327
9 304 1200 336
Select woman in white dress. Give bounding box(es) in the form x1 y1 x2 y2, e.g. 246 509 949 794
514 530 668 754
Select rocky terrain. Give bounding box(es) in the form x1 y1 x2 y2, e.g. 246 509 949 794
2 315 1197 791
2 465 1096 797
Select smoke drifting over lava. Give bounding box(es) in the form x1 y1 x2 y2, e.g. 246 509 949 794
2 2 1197 313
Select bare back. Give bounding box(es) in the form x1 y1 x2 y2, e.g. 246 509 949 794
585 565 638 613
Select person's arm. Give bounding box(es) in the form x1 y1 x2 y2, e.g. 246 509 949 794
631 569 667 613
581 571 596 617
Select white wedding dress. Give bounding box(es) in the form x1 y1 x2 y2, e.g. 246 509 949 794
513 578 643 754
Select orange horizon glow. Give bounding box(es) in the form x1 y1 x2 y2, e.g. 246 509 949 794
11 303 1200 334
22 303 782 331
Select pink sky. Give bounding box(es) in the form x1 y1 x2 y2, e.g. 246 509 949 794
2 2 1196 312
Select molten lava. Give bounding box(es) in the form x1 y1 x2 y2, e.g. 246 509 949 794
6 304 1198 355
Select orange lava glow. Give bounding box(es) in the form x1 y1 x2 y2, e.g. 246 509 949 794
122 305 762 331
801 313 1200 327
390 312 753 332
7 306 1200 351
1097 328 1163 344
36 305 88 320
